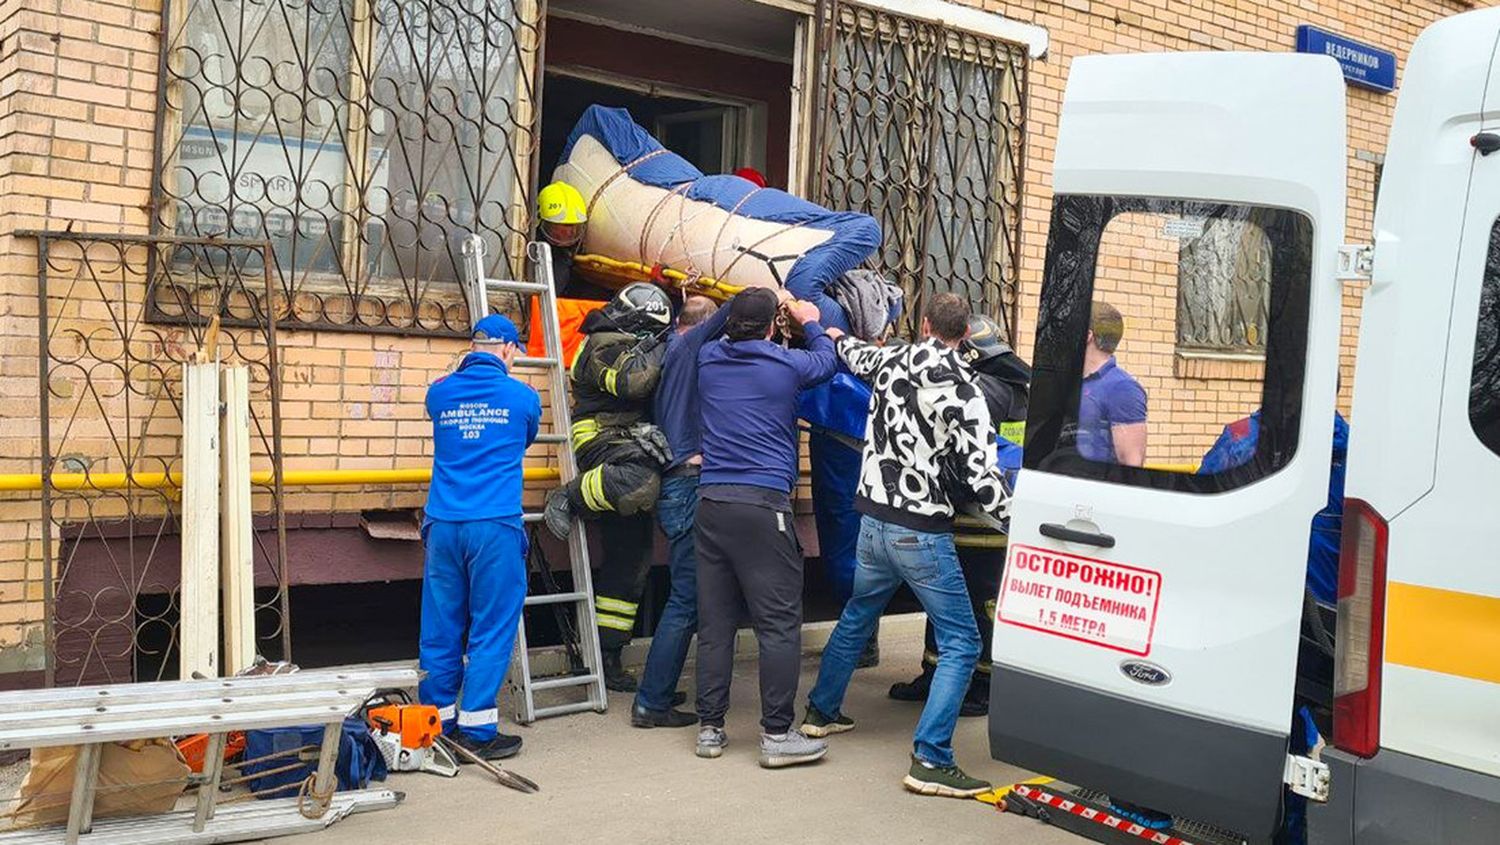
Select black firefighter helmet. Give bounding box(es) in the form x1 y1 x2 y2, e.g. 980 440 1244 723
602 283 672 336
960 315 1032 387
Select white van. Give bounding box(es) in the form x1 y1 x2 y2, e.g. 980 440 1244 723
988 8 1500 844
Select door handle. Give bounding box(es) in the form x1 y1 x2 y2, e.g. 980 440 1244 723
1039 523 1116 549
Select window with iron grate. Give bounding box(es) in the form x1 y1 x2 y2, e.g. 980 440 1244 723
1174 215 1274 357
812 0 1028 341
153 0 542 335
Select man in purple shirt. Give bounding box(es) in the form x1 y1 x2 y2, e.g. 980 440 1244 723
1077 301 1148 466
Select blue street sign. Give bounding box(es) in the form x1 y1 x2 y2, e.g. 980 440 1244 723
1296 25 1397 93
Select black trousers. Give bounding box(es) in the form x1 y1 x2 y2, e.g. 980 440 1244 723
920 542 1004 678
694 498 803 734
593 514 655 652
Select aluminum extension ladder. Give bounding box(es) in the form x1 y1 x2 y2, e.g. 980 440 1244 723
461 236 609 723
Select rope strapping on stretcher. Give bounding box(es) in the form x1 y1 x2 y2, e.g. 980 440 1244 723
584 150 809 297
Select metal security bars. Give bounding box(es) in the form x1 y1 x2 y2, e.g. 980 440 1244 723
28 232 289 686
1176 214 1274 353
811 0 1029 339
152 0 546 335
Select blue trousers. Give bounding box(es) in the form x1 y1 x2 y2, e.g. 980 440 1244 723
809 432 862 602
418 518 527 741
810 516 979 766
634 473 700 712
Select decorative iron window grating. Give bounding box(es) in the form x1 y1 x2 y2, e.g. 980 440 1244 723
27 232 288 686
811 0 1029 340
152 0 545 335
1176 214 1273 353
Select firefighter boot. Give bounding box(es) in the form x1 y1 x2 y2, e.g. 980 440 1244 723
603 648 638 693
543 488 574 540
888 663 935 702
959 672 989 718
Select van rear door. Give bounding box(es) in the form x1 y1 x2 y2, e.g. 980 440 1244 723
989 53 1347 840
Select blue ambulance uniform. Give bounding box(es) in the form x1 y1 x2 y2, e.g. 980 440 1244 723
1198 410 1349 605
421 348 541 741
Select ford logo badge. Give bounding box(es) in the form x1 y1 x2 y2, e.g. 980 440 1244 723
1120 660 1171 686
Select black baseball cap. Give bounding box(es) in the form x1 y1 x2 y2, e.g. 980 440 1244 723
725 288 779 340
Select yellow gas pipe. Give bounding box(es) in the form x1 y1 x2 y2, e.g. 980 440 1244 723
0 467 560 492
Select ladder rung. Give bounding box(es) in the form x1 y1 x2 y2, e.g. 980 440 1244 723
514 356 559 368
524 591 590 606
533 700 604 719
484 279 549 294
528 674 601 692
532 433 568 444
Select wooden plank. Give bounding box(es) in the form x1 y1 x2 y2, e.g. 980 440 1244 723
219 366 255 675
180 362 221 680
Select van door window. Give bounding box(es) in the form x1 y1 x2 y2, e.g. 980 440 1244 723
1026 196 1314 493
1471 218 1500 455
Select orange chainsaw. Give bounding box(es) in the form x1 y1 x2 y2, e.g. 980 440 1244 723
363 691 459 778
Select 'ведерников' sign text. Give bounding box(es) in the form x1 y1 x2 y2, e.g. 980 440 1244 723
1296 25 1397 93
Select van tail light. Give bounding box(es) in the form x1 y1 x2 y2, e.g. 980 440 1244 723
1332 498 1389 758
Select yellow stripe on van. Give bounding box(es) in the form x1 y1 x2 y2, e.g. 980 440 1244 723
1385 582 1500 685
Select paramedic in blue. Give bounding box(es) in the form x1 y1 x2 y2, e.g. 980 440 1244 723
419 313 541 762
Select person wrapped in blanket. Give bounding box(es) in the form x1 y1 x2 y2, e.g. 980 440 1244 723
542 282 674 692
887 315 1030 717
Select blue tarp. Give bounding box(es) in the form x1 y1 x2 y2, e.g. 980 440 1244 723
562 106 881 331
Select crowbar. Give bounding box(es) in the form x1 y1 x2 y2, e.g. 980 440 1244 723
437 735 540 794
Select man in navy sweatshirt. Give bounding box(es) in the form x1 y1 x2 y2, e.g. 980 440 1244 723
632 295 732 728
420 314 541 761
693 287 839 768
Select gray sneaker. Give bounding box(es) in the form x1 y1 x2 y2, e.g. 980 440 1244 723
759 729 827 769
696 726 727 759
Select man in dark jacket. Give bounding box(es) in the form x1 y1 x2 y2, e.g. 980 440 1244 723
693 288 839 768
631 295 732 728
421 314 540 760
543 283 673 691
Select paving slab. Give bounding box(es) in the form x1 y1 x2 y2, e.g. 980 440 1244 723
277 625 1080 845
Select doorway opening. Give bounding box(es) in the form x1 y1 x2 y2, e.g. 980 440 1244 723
539 69 762 186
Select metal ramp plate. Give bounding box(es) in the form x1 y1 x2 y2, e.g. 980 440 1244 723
1004 782 1249 845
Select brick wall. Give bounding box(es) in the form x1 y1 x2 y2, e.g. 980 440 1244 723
0 0 1489 679
967 0 1490 418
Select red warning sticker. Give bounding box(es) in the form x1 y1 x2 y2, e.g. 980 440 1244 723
997 544 1162 656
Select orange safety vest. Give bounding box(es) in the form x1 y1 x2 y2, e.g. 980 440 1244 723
526 297 598 368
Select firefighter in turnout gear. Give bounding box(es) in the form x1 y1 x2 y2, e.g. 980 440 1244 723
890 315 1030 717
543 282 674 691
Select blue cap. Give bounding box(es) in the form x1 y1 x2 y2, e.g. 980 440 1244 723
472 314 519 345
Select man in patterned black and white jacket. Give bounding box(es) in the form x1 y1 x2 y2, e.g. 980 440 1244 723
799 292 1011 799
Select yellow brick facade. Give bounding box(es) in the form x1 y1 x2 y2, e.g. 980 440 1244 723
0 0 1488 678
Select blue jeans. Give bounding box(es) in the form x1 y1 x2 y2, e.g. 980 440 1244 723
809 516 979 766
634 473 700 712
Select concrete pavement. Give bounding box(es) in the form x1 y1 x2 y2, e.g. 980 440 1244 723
281 625 1079 845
